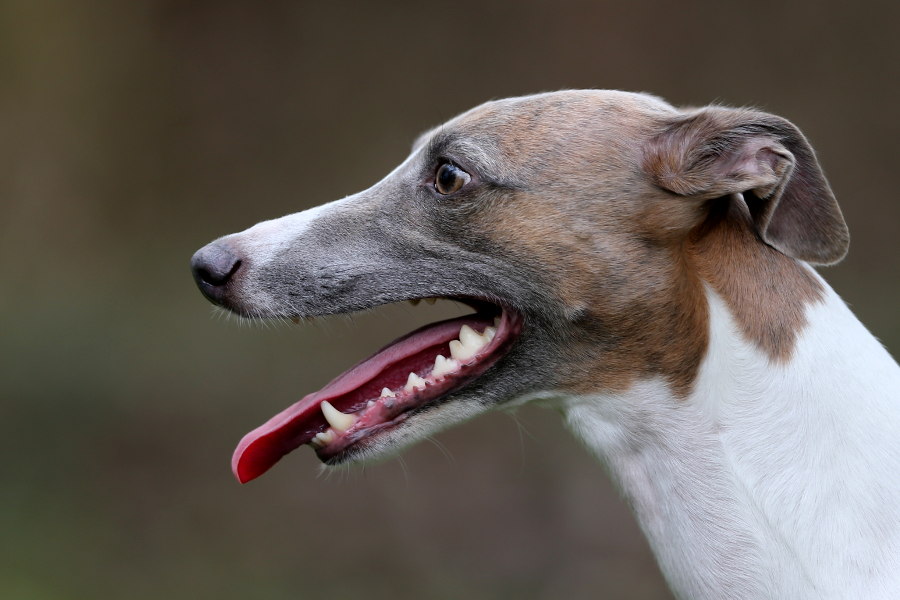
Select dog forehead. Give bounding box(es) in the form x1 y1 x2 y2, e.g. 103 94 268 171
439 90 675 170
455 90 673 125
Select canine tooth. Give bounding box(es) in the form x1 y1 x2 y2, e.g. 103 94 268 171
483 326 496 343
432 354 458 378
408 299 421 306
405 372 427 392
380 387 395 398
458 325 483 349
449 339 476 362
320 400 357 432
424 297 437 304
459 325 490 353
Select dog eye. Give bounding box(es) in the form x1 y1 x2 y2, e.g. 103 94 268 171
434 163 471 195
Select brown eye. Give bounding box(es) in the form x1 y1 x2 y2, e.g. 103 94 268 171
434 162 471 195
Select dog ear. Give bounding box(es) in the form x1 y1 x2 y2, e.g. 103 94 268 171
643 107 849 265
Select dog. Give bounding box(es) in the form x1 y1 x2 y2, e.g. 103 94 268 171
191 90 900 599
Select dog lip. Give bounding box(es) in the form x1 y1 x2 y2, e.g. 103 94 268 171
407 296 500 313
231 307 521 483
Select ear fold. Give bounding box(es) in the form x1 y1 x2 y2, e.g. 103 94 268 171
643 107 849 265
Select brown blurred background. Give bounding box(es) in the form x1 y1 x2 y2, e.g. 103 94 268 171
1 1 897 598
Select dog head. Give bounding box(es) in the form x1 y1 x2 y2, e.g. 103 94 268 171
191 90 848 481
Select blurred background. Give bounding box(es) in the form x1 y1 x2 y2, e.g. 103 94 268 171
2 1 897 598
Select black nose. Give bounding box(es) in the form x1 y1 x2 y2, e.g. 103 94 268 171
191 242 242 302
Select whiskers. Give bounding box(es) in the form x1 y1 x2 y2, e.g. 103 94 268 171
505 410 536 476
210 305 300 330
425 435 456 466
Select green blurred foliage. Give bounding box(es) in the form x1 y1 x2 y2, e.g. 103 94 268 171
1 1 897 598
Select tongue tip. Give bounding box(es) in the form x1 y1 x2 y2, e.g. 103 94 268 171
232 456 256 484
231 433 278 484
229 392 326 484
233 466 253 484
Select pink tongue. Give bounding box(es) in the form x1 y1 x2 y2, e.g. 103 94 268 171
231 314 487 483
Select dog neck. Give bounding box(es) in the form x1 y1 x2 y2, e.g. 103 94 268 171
557 281 900 599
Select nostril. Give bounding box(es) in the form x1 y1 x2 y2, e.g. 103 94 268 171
191 243 242 288
196 261 240 286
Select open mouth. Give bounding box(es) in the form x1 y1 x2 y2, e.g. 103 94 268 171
231 299 523 483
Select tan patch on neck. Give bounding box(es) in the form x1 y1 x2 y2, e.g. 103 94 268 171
564 252 710 398
687 198 824 362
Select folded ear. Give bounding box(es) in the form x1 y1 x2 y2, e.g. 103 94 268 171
643 106 849 265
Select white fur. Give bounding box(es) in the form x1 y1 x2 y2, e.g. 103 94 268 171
558 280 900 599
230 147 424 266
233 197 349 265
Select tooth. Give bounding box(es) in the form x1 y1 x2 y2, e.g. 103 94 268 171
459 324 489 353
405 372 427 392
320 400 357 432
408 299 421 306
367 400 375 408
432 354 458 378
483 326 496 343
380 387 395 398
458 324 481 348
449 339 476 362
424 297 437 304
313 430 336 447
